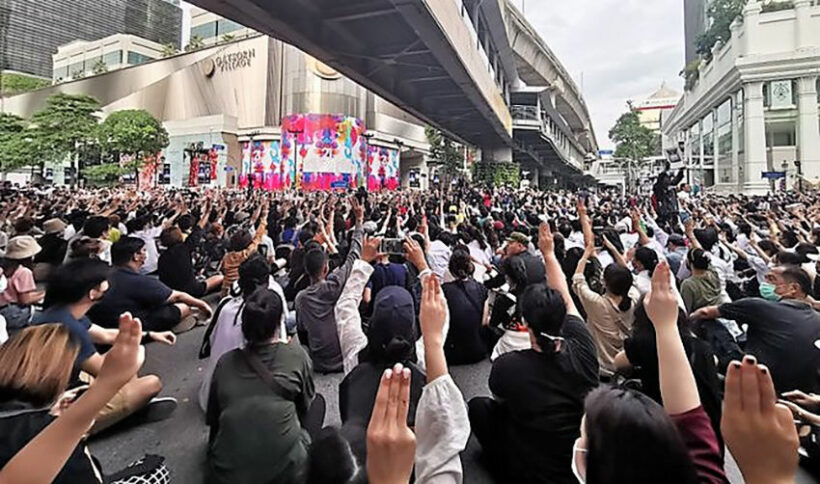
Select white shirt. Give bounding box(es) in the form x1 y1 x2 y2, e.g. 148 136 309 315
133 226 162 274
428 240 452 280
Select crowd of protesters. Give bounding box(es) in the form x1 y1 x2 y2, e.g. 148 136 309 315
0 171 818 483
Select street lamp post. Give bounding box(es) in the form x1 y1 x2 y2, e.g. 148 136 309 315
795 160 803 193
782 160 789 192
289 127 304 190
362 132 374 190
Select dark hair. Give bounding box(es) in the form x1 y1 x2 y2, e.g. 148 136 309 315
794 243 819 264
307 428 363 484
83 216 110 239
241 288 283 344
229 230 253 252
634 247 659 275
757 239 778 257
304 248 328 280
584 386 697 484
13 217 34 234
774 251 802 266
111 236 145 266
160 226 183 247
43 259 112 308
603 264 633 312
778 265 812 297
177 214 194 232
449 248 474 280
501 255 529 293
237 253 271 297
687 248 709 271
519 283 566 356
780 230 799 248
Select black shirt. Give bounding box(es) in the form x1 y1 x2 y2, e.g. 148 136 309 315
719 298 820 393
88 268 172 328
489 315 599 483
158 243 198 294
35 233 68 265
624 330 723 446
0 402 99 484
442 279 488 364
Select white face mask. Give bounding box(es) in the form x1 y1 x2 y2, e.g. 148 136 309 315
571 441 587 483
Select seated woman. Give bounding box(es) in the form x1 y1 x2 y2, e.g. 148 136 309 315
0 236 45 331
219 205 269 297
679 248 725 314
469 224 599 484
614 296 723 447
441 248 489 365
158 226 223 298
0 323 157 484
572 262 729 484
333 238 429 463
199 253 289 411
206 287 322 484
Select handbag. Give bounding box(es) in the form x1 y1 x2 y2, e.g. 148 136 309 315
106 455 169 484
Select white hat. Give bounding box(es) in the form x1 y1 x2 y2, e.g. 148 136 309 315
5 236 41 260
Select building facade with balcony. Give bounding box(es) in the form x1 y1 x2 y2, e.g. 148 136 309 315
663 0 820 193
52 34 165 83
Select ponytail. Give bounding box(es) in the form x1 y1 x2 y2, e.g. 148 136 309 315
617 297 632 312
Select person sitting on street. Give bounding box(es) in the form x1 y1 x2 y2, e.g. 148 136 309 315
0 236 45 332
88 237 212 334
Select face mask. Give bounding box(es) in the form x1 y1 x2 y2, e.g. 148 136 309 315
571 442 587 483
759 282 781 301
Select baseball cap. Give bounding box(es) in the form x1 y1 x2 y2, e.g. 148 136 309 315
506 232 530 245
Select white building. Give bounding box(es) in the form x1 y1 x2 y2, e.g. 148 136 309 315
52 34 165 83
189 6 257 46
637 83 681 134
663 0 820 193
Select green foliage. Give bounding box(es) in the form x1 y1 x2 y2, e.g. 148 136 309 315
83 161 139 185
91 59 108 75
696 0 746 61
681 59 702 92
609 104 658 163
97 109 169 159
473 161 520 187
761 0 794 12
0 73 50 96
221 34 235 43
185 35 205 52
0 114 36 172
71 70 85 80
425 126 464 177
30 93 100 166
161 43 179 58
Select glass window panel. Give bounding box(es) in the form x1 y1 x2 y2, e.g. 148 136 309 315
191 21 217 40
103 51 122 66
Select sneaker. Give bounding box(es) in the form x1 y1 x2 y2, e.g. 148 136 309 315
138 397 178 424
172 314 198 334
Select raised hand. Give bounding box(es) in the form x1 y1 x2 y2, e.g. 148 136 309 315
721 356 799 484
644 261 678 329
403 236 428 272
538 222 554 255
98 313 145 391
362 236 385 263
367 364 416 484
420 274 447 347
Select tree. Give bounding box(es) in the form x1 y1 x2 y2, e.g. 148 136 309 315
91 59 108 75
96 109 169 188
71 69 85 80
30 93 101 183
0 73 50 96
425 126 464 181
221 34 235 43
185 35 205 52
0 113 35 173
609 104 660 192
696 0 746 61
160 43 179 58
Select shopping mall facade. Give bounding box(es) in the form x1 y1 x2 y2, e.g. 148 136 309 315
3 34 432 190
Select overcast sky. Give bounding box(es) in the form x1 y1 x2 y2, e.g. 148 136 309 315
518 0 685 149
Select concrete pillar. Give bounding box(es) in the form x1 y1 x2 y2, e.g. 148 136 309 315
743 81 769 193
731 93 740 191
742 1 762 56
797 76 820 182
483 146 513 163
530 167 540 189
795 0 813 50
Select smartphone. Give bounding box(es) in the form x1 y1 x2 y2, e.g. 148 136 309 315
258 244 269 257
380 238 404 255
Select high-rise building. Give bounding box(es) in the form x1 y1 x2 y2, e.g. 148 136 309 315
684 0 709 64
0 0 181 79
52 34 166 83
189 6 256 46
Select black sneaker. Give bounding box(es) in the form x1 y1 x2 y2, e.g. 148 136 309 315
138 397 178 424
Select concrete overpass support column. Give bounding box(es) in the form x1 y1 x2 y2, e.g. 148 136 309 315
743 81 769 194
797 76 820 182
483 146 513 163
530 167 539 189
